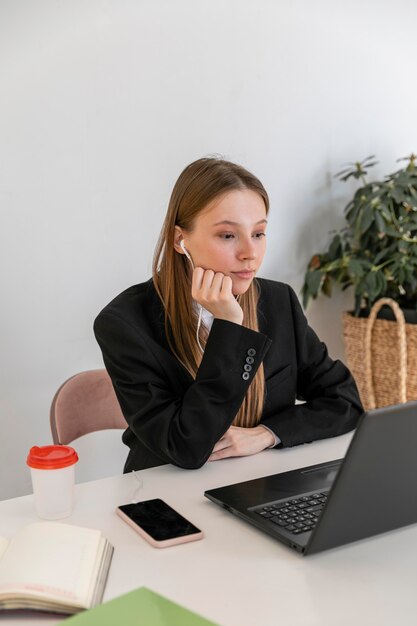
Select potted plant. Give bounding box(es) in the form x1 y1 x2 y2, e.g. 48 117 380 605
302 154 417 409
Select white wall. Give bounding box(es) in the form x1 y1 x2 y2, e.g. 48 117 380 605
1 0 416 500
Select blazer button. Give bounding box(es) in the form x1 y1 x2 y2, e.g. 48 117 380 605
247 348 256 357
246 356 254 365
244 364 252 372
242 372 250 381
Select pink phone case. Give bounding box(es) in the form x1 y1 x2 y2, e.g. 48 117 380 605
116 506 204 548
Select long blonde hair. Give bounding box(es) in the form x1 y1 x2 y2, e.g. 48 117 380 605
152 157 269 428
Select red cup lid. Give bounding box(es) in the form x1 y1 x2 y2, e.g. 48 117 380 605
27 445 79 470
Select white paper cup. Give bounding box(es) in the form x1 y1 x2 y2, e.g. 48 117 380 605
27 445 79 520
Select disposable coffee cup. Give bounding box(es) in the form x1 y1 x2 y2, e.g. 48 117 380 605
27 445 79 520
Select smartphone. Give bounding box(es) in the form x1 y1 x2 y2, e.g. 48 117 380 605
116 499 204 548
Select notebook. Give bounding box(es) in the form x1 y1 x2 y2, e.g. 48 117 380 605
64 586 219 625
0 522 113 614
205 401 417 555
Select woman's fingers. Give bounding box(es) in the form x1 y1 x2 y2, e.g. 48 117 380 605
208 426 275 461
201 269 217 293
200 269 226 297
220 274 233 296
211 433 230 453
191 267 243 325
191 267 205 298
192 268 224 300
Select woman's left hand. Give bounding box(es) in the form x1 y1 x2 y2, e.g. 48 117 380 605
208 425 275 461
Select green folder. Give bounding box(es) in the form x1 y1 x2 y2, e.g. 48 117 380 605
64 587 220 625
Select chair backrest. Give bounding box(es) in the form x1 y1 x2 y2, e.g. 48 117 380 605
50 369 128 445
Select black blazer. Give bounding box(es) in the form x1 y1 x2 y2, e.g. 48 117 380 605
94 278 363 472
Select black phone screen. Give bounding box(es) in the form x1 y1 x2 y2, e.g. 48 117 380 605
118 499 202 541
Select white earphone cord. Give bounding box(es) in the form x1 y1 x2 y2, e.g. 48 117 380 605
196 306 204 354
180 241 204 354
180 240 239 355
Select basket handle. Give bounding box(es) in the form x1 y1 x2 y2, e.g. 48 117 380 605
364 297 407 410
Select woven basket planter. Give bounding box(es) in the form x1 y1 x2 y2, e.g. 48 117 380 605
342 298 417 411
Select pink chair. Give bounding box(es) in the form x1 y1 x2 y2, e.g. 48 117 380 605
50 369 128 445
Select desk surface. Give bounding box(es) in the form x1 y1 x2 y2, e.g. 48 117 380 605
1 434 416 626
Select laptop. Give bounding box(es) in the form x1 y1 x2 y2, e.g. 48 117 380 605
204 401 417 555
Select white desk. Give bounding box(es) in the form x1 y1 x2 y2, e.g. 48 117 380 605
1 434 417 626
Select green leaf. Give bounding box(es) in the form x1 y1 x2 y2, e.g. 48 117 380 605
328 234 342 260
375 212 385 233
374 271 387 296
348 259 365 277
373 248 389 264
384 226 403 238
360 205 375 234
301 285 310 309
391 188 407 204
354 294 363 316
322 276 332 297
408 186 417 201
378 204 391 221
362 155 377 164
306 270 323 297
365 271 377 295
398 267 405 284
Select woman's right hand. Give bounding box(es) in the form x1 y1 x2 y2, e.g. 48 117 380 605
192 267 243 325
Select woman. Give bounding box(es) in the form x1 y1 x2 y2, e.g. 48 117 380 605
94 157 363 472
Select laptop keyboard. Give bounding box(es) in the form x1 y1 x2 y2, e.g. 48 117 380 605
253 491 329 535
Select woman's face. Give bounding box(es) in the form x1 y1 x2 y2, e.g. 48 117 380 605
176 188 267 295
